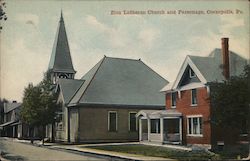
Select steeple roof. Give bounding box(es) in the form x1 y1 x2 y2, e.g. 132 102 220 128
48 11 75 73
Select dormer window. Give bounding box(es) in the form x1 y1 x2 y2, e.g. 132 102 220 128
189 68 196 78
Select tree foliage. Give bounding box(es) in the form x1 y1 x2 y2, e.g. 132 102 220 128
210 65 250 131
21 71 59 128
0 0 7 31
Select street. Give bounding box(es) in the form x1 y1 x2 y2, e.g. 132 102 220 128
0 138 105 160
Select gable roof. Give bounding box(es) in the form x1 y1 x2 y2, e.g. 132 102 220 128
162 48 247 92
57 78 84 104
48 12 75 74
68 56 168 107
4 102 22 113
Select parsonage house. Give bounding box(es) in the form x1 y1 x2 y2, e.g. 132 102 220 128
136 38 248 149
46 12 168 143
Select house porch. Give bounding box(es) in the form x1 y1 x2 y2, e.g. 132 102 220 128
136 110 182 145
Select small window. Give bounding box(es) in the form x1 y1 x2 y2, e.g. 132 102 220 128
171 92 177 107
150 119 160 133
129 112 137 132
189 68 196 78
187 117 202 136
108 111 117 132
191 89 197 105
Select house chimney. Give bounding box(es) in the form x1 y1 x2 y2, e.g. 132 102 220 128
221 38 230 79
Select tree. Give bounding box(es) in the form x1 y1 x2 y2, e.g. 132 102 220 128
0 0 7 31
21 71 59 144
210 65 250 157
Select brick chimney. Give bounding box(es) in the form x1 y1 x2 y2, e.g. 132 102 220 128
221 38 230 79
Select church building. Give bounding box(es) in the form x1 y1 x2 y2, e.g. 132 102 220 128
47 12 169 143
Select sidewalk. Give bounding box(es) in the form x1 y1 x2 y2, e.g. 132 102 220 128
13 138 174 160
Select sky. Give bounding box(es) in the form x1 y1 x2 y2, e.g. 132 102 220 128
0 0 249 102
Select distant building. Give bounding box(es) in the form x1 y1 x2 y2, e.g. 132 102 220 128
137 38 248 149
46 12 168 143
0 101 28 138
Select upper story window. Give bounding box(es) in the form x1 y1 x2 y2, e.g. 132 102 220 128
129 112 137 132
189 68 196 78
191 89 197 105
108 111 117 132
171 92 177 108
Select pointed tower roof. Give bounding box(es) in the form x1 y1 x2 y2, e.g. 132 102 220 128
48 11 76 74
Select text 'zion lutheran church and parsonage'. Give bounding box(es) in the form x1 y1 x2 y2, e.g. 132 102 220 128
0 11 248 152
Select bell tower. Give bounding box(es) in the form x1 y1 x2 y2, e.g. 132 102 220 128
48 11 76 84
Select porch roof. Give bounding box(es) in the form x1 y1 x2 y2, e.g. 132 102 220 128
136 109 182 119
0 120 17 128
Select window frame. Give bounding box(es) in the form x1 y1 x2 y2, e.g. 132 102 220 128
171 92 177 108
108 111 118 132
150 119 161 134
189 68 196 78
191 89 198 106
128 112 137 132
187 115 203 137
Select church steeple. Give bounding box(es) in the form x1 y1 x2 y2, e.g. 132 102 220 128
48 11 76 84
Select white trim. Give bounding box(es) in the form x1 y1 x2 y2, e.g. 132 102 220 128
172 56 207 90
189 68 196 78
108 111 117 132
128 112 137 132
187 115 203 137
187 115 203 118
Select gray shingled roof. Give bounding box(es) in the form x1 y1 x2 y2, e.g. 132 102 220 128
69 56 168 107
48 12 75 73
189 48 247 82
4 102 22 113
57 79 84 104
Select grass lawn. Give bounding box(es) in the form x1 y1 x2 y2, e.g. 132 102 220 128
85 144 220 160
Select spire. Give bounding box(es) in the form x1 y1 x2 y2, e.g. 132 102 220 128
60 9 63 22
48 11 76 83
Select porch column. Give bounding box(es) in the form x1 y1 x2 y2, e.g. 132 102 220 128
179 117 182 143
13 126 15 138
139 119 142 141
160 118 164 143
147 118 150 141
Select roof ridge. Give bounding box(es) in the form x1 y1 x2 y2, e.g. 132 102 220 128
105 55 141 61
74 57 106 104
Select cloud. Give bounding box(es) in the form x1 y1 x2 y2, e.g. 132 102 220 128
138 28 160 49
85 15 110 32
16 13 39 27
85 15 129 48
219 15 245 36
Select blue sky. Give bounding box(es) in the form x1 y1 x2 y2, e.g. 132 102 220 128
1 0 249 101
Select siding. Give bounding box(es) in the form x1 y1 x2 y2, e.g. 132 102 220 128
78 107 139 142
